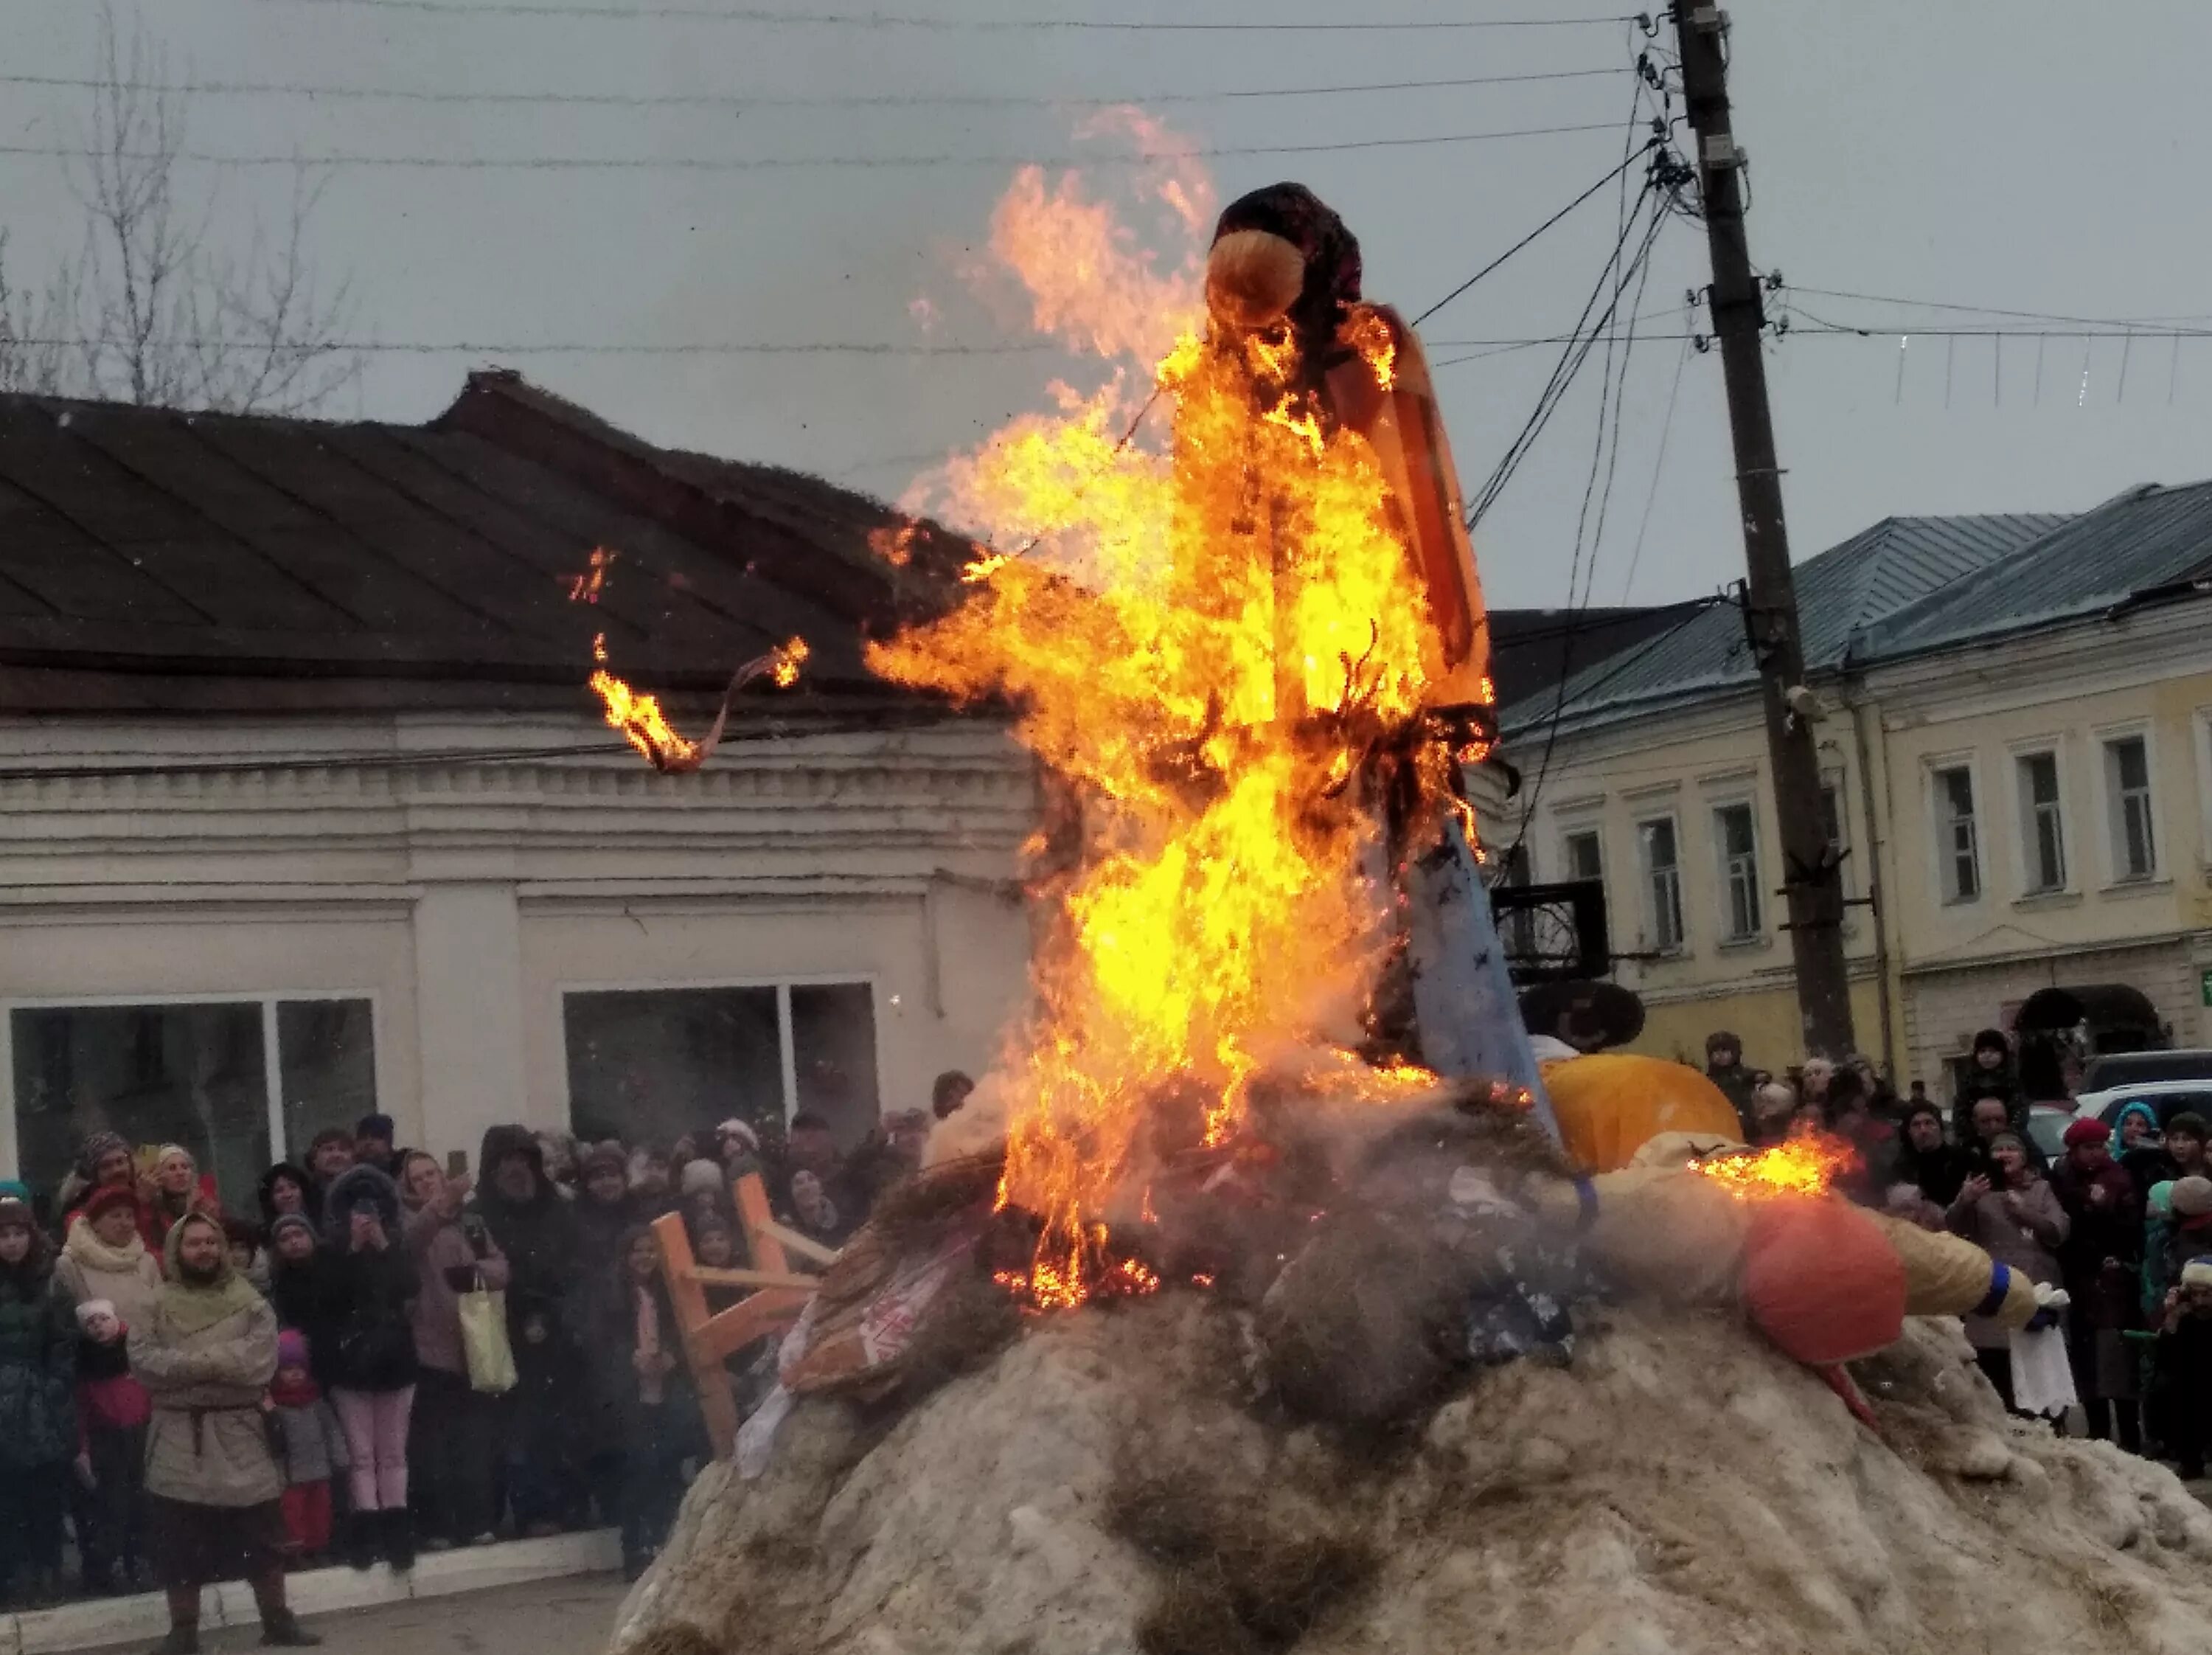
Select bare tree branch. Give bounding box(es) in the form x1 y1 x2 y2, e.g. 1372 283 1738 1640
7 3 359 414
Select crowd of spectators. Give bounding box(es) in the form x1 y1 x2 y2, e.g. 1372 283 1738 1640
0 1074 974 1636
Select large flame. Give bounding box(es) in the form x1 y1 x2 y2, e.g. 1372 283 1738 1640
868 139 1474 1305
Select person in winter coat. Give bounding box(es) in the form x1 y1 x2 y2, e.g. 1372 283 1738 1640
2153 1256 2212 1480
0 1193 77 1607
58 1184 167 1331
2164 1112 2211 1182
1888 1100 1975 1226
467 1126 586 1535
72 1299 151 1595
304 1132 355 1202
395 1152 509 1550
263 1217 327 1348
1703 1031 1759 1139
2051 1116 2146 1451
129 1212 317 1654
143 1148 222 1256
266 1331 347 1566
1947 1133 2070 1415
319 1166 419 1572
574 1143 639 1271
1952 1028 2023 1141
257 1165 321 1239
59 1132 155 1245
589 1227 706 1580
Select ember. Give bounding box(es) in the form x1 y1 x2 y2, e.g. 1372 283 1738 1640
1687 1134 1860 1201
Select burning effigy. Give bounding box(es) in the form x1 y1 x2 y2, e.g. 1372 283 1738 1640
610 148 2212 1655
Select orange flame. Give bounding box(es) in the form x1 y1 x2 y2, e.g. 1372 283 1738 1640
568 545 613 603
870 136 1472 1305
1687 1134 1861 1201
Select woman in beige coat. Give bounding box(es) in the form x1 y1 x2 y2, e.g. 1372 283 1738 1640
128 1212 319 1655
55 1184 165 1328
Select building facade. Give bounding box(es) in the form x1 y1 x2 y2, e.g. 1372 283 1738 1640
1494 484 2212 1094
0 375 1038 1199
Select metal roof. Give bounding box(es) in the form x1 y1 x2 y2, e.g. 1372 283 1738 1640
1499 511 2067 737
1860 479 2212 659
0 372 970 715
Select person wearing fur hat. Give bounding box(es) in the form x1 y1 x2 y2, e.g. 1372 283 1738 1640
58 1184 166 1332
128 1212 316 1652
267 1330 347 1566
319 1166 419 1571
72 1297 151 1595
2051 1115 2146 1450
0 1192 77 1606
1951 1028 2023 1142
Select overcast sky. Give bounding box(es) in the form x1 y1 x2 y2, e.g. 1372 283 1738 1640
7 0 2211 612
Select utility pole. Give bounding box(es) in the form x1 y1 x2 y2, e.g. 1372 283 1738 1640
1672 3 1857 1059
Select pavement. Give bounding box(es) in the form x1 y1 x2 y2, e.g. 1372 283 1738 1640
71 1575 627 1655
12 1532 624 1655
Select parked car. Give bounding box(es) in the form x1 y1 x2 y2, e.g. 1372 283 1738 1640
2079 1049 2212 1094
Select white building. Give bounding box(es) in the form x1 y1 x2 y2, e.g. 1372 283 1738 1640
0 374 1037 1201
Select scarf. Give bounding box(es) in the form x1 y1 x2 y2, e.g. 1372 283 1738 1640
636 1281 665 1406
66 1215 149 1275
159 1218 262 1337
268 1367 321 1409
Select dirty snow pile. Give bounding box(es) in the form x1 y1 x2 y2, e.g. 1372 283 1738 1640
611 1297 2212 1655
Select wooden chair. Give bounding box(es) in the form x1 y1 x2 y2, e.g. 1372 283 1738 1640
651 1170 838 1455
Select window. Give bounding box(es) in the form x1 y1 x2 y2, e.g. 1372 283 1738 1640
1493 843 1534 957
1638 816 1685 952
1933 765 1980 903
1561 828 1604 885
2104 734 2157 881
7 996 378 1209
562 981 881 1152
2015 752 2067 894
1714 802 1762 940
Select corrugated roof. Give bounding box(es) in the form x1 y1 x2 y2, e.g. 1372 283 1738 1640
1862 480 2212 658
0 373 972 715
1499 511 2067 736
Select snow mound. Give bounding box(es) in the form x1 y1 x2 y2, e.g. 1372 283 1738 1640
613 1300 2212 1655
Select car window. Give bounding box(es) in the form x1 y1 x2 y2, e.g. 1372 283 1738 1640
2025 1111 2071 1161
2096 1091 2212 1128
2081 1051 2212 1091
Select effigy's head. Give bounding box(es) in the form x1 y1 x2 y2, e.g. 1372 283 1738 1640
1206 183 1362 345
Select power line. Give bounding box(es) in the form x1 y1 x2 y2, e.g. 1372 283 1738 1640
0 66 1627 112
1412 137 1657 326
243 0 1640 32
1618 330 1692 603
1782 283 2212 332
0 119 1623 173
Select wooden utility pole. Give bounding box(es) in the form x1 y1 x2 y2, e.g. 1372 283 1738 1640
1672 3 1857 1058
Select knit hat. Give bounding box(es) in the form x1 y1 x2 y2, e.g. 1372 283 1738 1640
85 1184 139 1224
581 1142 629 1179
1705 1030 1741 1056
2062 1117 2110 1149
268 1212 317 1249
76 1131 130 1180
716 1119 760 1153
1986 1131 2026 1156
74 1297 118 1328
2181 1256 2212 1290
680 1159 726 1198
356 1113 395 1144
1972 1028 2010 1057
0 1179 28 1203
0 1194 33 1229
277 1328 311 1372
2149 1180 2176 1220
2170 1176 2212 1218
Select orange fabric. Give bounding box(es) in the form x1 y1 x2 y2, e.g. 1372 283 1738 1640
1541 1054 1745 1174
1742 1198 1907 1366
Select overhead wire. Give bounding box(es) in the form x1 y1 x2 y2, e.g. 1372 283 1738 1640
0 119 1627 173
0 66 1630 111
1618 330 1692 602
238 1 1642 32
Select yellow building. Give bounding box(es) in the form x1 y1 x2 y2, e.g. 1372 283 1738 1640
1491 482 2212 1097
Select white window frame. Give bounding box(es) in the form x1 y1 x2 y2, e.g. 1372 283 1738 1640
554 972 884 1128
2011 743 2070 897
1711 799 1764 943
1559 823 1606 888
2096 724 2160 885
0 989 382 1183
1928 757 1983 906
1635 812 1687 956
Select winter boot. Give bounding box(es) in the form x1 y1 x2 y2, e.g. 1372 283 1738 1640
344 1511 380 1571
384 1508 417 1573
149 1626 201 1655
260 1611 322 1648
